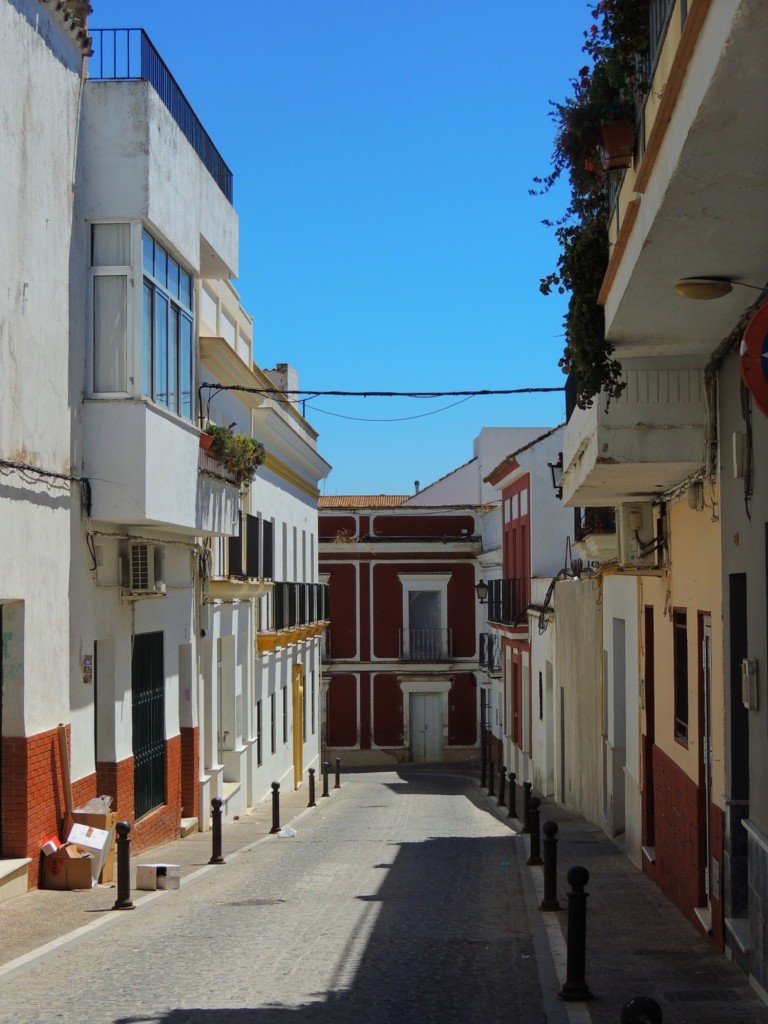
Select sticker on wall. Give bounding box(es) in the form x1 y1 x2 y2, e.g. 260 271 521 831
740 301 768 417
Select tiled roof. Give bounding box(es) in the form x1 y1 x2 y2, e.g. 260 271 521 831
318 495 411 509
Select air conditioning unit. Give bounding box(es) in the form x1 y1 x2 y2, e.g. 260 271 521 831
122 543 166 597
616 503 656 568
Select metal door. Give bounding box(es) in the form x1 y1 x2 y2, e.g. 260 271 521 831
409 693 442 762
132 632 165 819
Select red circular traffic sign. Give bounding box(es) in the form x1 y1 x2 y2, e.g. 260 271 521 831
741 301 768 417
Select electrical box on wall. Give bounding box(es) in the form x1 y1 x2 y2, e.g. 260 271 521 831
616 502 656 567
742 658 758 710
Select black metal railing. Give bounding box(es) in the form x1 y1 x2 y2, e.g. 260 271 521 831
273 582 329 631
399 628 452 662
649 0 677 74
479 632 501 674
487 578 529 627
574 506 616 543
89 29 233 203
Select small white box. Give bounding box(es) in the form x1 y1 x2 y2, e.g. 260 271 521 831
136 863 181 891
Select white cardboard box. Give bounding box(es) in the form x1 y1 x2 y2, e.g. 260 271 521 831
66 823 110 883
136 863 181 891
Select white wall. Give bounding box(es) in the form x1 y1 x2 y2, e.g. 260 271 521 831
0 0 84 737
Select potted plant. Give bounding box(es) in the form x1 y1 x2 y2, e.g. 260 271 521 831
203 424 266 488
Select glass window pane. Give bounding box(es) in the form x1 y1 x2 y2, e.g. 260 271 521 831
154 245 168 289
168 305 179 414
179 314 193 420
92 223 130 266
142 231 154 276
93 275 127 392
142 282 153 398
153 293 168 408
168 258 180 300
179 270 192 310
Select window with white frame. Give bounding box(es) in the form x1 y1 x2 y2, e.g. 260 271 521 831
141 229 194 419
399 573 452 660
90 223 131 395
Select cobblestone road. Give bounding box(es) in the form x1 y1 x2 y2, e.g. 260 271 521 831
0 770 558 1024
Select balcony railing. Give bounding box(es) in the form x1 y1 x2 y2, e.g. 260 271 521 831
273 582 329 631
198 447 239 486
574 506 616 543
487 578 529 627
399 628 452 662
479 632 501 674
89 29 233 203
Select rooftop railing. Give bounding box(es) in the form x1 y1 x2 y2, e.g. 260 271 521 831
89 29 233 204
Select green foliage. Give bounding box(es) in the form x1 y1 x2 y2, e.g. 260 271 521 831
204 424 266 488
535 0 650 408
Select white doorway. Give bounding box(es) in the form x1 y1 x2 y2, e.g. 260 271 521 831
410 693 442 762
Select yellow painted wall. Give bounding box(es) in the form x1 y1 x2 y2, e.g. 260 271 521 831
639 490 724 808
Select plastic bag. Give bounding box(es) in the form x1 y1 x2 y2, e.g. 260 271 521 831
277 828 296 838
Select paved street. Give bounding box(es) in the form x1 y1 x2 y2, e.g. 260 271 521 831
0 770 557 1024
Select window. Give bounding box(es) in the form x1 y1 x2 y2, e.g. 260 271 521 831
256 699 263 766
91 223 130 394
399 573 451 660
270 691 276 754
311 673 316 735
674 610 688 742
142 230 193 419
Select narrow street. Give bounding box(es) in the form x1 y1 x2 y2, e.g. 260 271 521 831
0 771 557 1024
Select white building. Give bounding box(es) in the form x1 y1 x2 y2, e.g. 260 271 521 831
0 4 329 896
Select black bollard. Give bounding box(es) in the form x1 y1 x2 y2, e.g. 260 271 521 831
112 821 134 910
541 821 560 910
269 781 281 834
322 761 330 797
522 780 532 833
620 996 663 1023
308 767 316 807
334 757 341 789
507 771 517 819
559 865 593 1001
209 796 225 864
488 757 496 798
497 765 506 808
527 796 543 865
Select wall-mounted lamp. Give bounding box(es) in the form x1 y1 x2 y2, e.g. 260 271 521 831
674 277 764 301
475 580 489 605
548 452 564 500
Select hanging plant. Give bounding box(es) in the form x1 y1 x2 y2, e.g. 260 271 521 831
534 0 650 408
203 424 266 489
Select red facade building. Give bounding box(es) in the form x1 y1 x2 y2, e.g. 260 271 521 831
319 497 484 766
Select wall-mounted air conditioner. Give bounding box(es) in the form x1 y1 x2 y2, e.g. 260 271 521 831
616 503 657 568
121 543 166 598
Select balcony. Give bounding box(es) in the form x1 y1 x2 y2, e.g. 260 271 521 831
561 364 707 507
600 1 768 362
479 632 501 675
83 400 239 535
89 29 233 203
487 579 529 628
573 507 618 563
399 628 452 662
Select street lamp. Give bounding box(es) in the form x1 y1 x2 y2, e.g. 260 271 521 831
548 452 564 500
475 580 489 604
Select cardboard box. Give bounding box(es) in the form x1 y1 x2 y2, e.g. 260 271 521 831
136 864 181 891
71 811 118 883
43 846 94 890
67 822 110 883
40 834 61 857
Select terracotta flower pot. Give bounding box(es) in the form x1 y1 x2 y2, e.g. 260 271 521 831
199 433 214 453
598 119 634 171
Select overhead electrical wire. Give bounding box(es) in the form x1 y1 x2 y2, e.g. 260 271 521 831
303 394 476 423
201 383 564 401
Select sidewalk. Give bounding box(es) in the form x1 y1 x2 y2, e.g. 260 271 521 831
0 779 317 973
477 779 768 1024
1 768 767 1023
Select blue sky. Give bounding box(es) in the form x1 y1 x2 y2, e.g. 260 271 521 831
90 1 592 495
